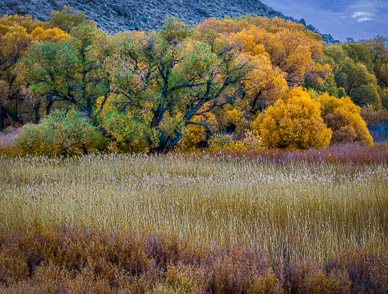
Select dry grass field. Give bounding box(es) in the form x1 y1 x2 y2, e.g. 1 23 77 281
0 152 387 293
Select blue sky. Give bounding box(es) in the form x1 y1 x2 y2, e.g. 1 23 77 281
262 0 388 41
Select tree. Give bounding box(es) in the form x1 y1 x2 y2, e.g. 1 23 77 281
317 93 373 145
0 15 68 130
239 54 288 113
30 27 69 42
100 18 249 153
324 44 381 108
18 22 113 118
0 24 32 128
197 16 331 88
363 36 388 89
49 6 89 33
255 88 332 151
257 25 330 87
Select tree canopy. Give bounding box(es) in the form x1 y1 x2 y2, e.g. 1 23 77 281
0 10 383 154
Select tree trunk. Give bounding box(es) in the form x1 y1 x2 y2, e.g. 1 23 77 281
150 133 183 154
0 107 5 131
45 97 55 116
33 100 41 123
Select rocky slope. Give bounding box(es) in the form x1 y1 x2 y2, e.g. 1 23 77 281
0 0 337 42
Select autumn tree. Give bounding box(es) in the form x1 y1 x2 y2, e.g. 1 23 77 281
30 26 69 42
198 17 331 87
0 23 32 128
239 54 288 113
19 22 113 118
317 93 373 145
255 88 332 151
99 18 249 153
0 15 67 129
196 16 330 116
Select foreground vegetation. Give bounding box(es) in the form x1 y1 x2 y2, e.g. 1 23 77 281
1 152 387 292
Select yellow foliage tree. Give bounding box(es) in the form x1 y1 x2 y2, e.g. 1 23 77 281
317 93 373 145
0 15 68 129
217 108 247 135
31 27 69 42
256 88 332 151
263 27 331 86
0 24 33 128
240 54 288 112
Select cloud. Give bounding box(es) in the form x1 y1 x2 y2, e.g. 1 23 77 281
352 11 374 22
357 17 373 23
262 0 388 41
352 11 374 18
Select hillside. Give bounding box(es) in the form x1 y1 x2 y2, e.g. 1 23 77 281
0 0 336 42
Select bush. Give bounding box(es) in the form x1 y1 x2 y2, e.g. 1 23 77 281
209 130 264 153
318 93 373 145
360 106 388 127
256 88 332 151
13 110 107 156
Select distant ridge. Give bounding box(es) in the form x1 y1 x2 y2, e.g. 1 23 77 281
0 0 338 42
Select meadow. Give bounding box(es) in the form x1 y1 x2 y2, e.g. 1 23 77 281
1 151 387 293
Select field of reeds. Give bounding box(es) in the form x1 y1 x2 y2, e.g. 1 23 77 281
1 150 388 293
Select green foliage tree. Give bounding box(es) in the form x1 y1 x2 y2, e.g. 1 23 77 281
18 22 113 118
363 36 388 89
100 18 249 153
49 6 89 33
324 44 381 108
13 109 107 156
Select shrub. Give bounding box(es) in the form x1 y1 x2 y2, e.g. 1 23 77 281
209 130 264 153
360 106 388 127
0 229 387 293
318 93 373 145
13 110 107 156
256 88 332 151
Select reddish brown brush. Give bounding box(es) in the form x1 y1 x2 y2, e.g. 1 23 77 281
0 228 386 293
194 143 388 164
0 127 20 154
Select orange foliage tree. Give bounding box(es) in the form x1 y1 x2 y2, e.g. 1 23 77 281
197 16 331 89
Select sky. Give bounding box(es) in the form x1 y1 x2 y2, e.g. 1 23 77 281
262 0 388 41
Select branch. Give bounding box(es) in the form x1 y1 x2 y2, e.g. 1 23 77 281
186 121 214 136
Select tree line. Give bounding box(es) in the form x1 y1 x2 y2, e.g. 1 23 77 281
1 7 387 154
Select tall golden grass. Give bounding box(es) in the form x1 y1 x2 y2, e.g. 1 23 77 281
1 153 387 262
